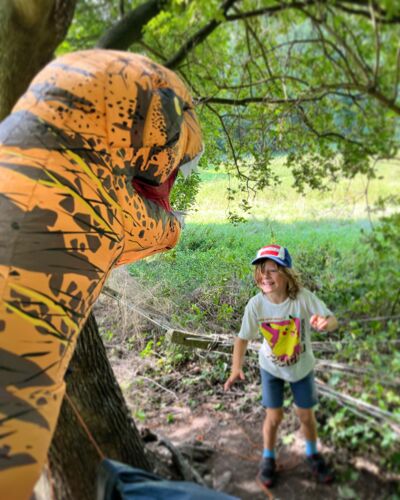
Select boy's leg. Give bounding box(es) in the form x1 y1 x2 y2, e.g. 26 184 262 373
258 408 283 489
263 408 284 450
258 368 284 488
290 370 318 445
294 407 317 443
291 371 334 483
260 368 285 452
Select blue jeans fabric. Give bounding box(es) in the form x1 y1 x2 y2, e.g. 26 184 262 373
260 368 318 409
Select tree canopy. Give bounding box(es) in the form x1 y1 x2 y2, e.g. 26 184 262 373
58 0 400 213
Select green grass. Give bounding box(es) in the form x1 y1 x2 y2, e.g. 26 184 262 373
128 217 365 316
128 155 400 332
190 157 400 223
129 156 399 300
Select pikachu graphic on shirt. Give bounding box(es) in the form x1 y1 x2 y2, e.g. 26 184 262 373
260 315 302 365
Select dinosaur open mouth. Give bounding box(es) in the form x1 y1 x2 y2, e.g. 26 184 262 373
132 169 178 212
131 147 204 212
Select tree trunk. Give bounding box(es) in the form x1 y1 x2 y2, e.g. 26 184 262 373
0 0 77 120
48 313 152 500
0 4 164 498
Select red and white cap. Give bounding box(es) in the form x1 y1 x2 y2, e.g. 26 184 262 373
251 244 292 268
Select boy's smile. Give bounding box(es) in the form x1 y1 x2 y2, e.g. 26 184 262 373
258 261 289 303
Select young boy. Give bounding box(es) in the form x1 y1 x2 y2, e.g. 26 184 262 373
224 244 338 488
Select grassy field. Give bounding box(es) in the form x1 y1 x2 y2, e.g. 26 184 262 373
190 157 400 224
128 156 399 322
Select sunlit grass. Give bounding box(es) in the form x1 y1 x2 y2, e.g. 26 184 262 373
188 157 400 224
131 155 398 302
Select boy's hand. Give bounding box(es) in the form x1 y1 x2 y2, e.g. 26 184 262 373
310 314 329 331
224 370 245 391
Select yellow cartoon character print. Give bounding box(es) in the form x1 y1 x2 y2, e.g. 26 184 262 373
260 316 301 364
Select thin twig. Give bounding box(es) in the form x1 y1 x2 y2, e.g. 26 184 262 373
369 0 381 86
166 0 237 69
393 46 400 102
135 376 179 400
315 360 400 388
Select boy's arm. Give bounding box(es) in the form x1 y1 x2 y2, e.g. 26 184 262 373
224 337 249 391
310 314 338 332
305 289 338 332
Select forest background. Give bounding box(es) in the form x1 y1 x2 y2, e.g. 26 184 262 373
1 1 399 499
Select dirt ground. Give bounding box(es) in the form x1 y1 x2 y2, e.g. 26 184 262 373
92 268 399 500
108 356 399 500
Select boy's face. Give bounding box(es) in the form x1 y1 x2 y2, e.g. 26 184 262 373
257 260 288 297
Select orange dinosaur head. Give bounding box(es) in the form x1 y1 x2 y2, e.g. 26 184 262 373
12 49 203 186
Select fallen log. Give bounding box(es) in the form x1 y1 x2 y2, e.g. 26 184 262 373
315 360 400 388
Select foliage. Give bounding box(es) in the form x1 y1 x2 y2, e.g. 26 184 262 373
57 0 143 53
58 0 400 213
170 170 201 212
145 1 399 203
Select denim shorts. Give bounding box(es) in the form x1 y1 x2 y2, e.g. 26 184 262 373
260 368 318 409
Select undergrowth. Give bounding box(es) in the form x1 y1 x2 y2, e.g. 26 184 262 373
124 163 400 477
126 218 400 475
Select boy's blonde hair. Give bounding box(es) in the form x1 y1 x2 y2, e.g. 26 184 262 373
254 260 302 300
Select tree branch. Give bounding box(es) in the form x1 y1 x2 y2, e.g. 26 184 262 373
215 74 310 91
316 377 400 437
138 40 167 63
205 102 246 182
165 0 238 69
198 93 331 106
328 4 374 77
393 47 400 103
334 0 400 23
297 104 371 151
369 1 381 87
240 12 282 94
366 86 400 114
303 5 373 83
224 0 400 23
96 0 166 50
225 1 315 21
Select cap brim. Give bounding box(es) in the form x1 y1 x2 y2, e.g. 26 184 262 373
251 256 288 267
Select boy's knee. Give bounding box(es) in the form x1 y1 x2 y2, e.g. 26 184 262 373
265 408 283 427
296 408 315 426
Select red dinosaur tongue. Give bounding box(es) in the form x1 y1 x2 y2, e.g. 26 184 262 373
132 169 179 212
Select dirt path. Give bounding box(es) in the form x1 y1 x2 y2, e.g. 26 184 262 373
110 356 398 500
140 404 395 500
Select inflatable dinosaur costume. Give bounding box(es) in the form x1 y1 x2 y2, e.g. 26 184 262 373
0 49 203 499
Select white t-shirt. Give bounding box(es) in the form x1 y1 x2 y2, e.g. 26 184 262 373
238 288 332 382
